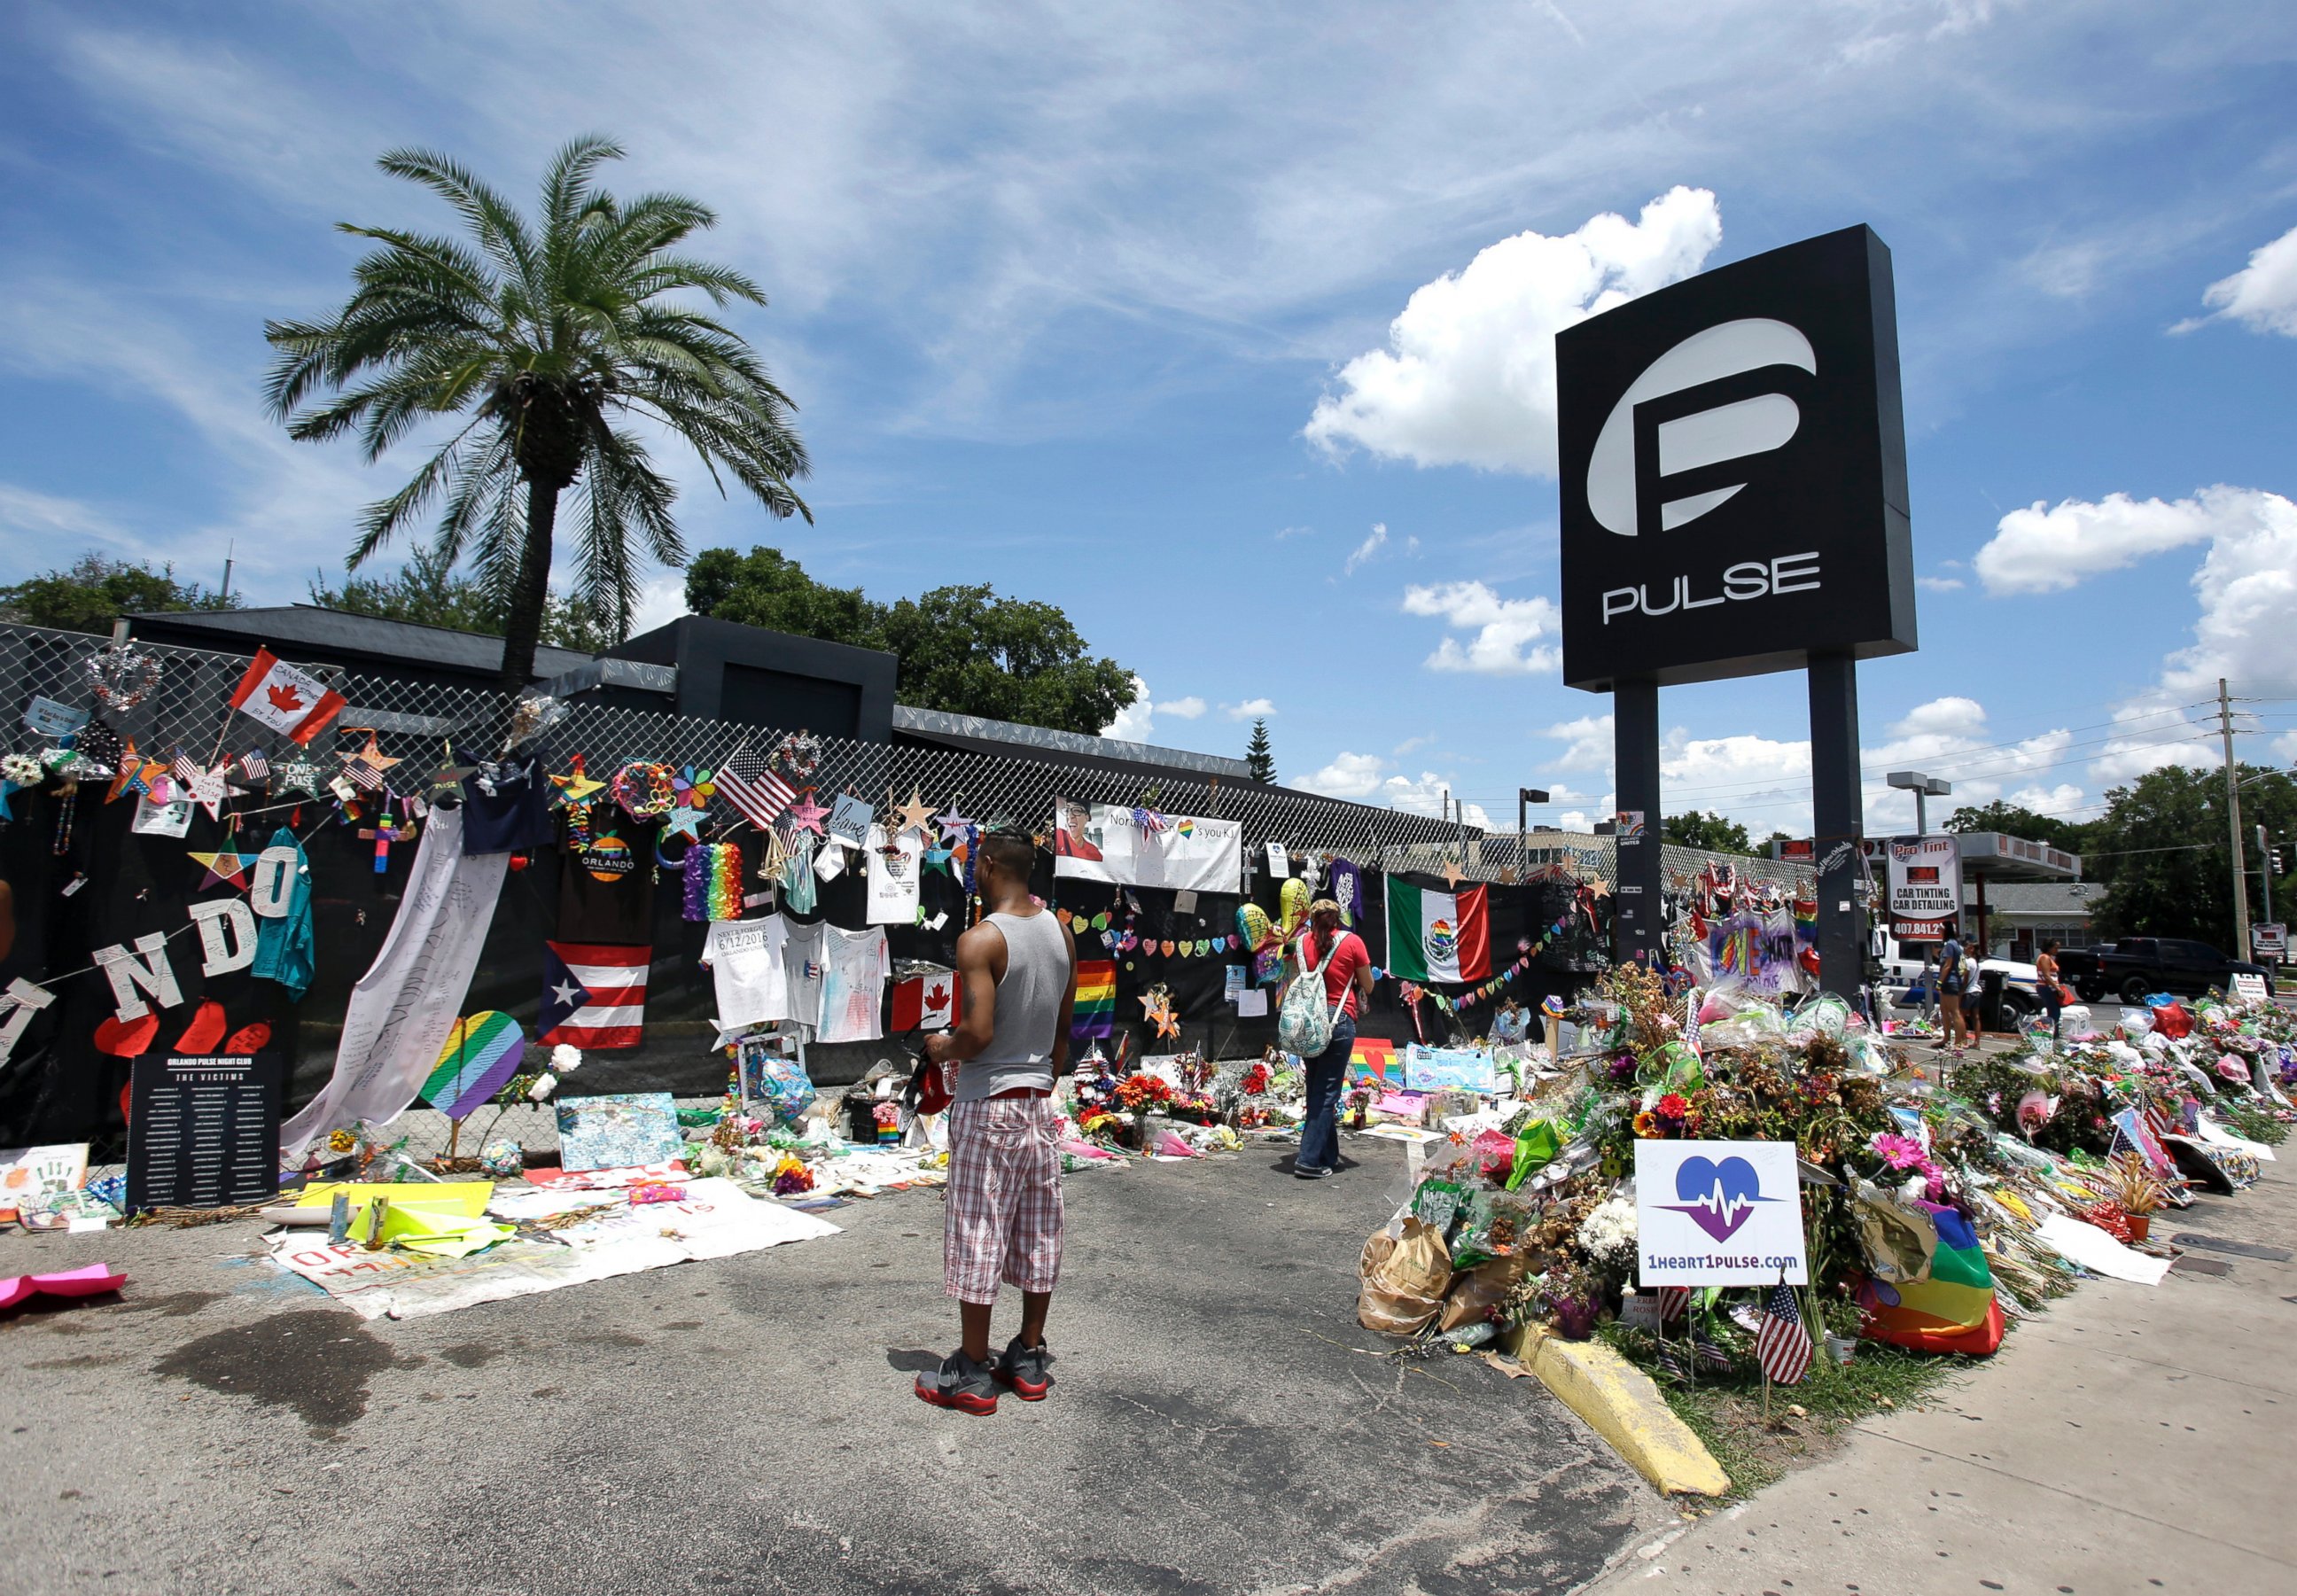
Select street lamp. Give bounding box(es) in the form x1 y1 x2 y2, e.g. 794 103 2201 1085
1519 787 1551 837
1886 770 1952 837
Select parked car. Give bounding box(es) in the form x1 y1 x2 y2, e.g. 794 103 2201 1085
2054 937 2276 1005
1873 933 2047 1024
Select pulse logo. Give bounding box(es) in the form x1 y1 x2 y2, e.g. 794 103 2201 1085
1661 1153 1779 1243
1585 317 1815 539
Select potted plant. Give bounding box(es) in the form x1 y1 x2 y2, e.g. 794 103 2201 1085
2102 1151 2170 1242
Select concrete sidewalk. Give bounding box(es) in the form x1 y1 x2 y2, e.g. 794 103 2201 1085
1585 1158 2297 1596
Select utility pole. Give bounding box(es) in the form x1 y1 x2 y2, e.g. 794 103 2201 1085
1517 786 1551 840
2222 678 2252 959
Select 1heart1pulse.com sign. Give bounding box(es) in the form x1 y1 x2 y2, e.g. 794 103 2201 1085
1634 1139 1808 1287
1556 225 1918 690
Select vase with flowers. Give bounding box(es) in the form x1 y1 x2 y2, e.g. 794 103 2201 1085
2100 1151 2171 1242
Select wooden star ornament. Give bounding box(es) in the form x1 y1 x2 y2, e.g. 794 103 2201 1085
892 786 938 838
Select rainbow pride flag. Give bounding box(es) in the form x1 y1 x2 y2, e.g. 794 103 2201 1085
1072 959 1117 1039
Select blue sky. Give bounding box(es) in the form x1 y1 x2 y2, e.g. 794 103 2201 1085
6 3 2297 841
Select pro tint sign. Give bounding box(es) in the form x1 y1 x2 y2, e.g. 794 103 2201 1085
1557 225 1917 689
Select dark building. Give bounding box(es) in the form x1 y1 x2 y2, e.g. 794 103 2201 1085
128 604 596 693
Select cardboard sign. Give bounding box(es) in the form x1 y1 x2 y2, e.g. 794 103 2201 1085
1634 1139 1808 1287
1403 1043 1498 1094
127 1053 283 1211
2232 972 2270 1006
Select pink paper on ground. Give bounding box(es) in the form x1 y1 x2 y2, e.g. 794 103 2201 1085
0 1262 126 1312
520 1160 688 1190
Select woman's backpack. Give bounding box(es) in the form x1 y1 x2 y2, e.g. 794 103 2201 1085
1278 933 1346 1058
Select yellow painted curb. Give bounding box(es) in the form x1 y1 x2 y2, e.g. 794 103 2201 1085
1494 1325 1730 1497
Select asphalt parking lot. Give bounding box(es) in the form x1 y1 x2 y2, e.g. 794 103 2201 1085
2 1140 1667 1596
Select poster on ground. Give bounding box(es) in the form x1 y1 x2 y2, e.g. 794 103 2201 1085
1050 799 1241 895
1886 836 1961 940
1634 1139 1808 1287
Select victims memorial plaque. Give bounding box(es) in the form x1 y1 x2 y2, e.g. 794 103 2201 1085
127 1052 283 1211
1556 224 1916 690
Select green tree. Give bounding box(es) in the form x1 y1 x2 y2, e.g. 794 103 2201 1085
875 586 1133 736
265 136 810 692
1662 810 1754 854
0 553 240 634
1943 799 2096 857
1243 718 1275 783
2088 765 2297 948
683 546 1133 736
310 544 618 652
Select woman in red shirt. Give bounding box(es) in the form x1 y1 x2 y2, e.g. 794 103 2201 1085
1287 898 1375 1179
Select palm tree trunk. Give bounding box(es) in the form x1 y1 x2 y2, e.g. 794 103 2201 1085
498 481 558 695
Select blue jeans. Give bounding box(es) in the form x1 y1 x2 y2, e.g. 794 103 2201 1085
1296 1015 1356 1174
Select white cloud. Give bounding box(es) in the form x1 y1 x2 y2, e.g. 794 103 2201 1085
1295 751 1489 828
2179 222 2297 337
1393 733 1437 756
1273 525 1314 541
1158 696 1206 720
1401 580 1561 675
628 572 689 636
1102 675 1156 742
1885 696 1988 743
1541 713 1615 773
1225 697 1277 721
1972 487 2262 595
2161 496 2297 695
1303 187 1722 475
1915 573 1965 592
1342 522 1388 577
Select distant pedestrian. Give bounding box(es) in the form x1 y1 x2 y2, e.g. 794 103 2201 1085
1287 897 1374 1180
2036 940 2065 1040
1961 927 1987 1044
1937 930 1971 1051
915 828 1078 1416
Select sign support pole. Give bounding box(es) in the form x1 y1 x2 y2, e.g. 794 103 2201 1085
1613 680 1663 968
1809 652 1865 997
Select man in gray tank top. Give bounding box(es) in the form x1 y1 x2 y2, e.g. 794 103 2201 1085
915 828 1078 1416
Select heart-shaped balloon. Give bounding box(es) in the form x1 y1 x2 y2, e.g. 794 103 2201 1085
223 1022 271 1056
173 1000 226 1055
93 1013 160 1057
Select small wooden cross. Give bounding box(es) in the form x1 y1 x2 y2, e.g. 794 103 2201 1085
359 814 407 874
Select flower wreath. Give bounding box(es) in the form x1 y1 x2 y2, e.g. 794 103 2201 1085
769 730 823 784
610 759 678 818
86 644 163 711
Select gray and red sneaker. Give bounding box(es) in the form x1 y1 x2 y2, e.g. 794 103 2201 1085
915 1350 1000 1415
993 1335 1054 1400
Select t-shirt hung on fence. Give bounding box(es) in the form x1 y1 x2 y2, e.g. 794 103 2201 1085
557 818 659 944
1049 798 1242 894
864 824 923 925
818 925 889 1043
781 920 827 1030
702 916 790 1032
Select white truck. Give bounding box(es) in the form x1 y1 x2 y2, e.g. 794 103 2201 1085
1873 930 2047 1024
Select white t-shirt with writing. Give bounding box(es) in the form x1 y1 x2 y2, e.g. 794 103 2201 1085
701 916 790 1032
781 920 828 1031
864 824 923 925
819 924 890 1044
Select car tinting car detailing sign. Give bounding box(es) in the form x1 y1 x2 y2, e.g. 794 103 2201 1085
1557 225 1917 689
1888 835 1963 941
1635 1139 1808 1287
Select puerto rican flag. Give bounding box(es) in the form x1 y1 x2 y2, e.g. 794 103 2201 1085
541 941 650 1050
228 648 347 744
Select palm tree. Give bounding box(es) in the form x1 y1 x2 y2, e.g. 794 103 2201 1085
264 136 810 691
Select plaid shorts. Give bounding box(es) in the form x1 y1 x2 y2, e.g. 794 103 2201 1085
943 1094 1064 1304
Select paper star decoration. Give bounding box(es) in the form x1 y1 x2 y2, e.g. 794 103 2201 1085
1586 877 1612 899
934 806 977 842
427 750 477 803
549 754 604 805
784 790 830 836
343 730 401 775
1440 854 1464 891
892 787 938 838
187 850 253 891
923 841 956 876
186 766 230 821
274 758 324 797
105 738 147 804
664 804 707 841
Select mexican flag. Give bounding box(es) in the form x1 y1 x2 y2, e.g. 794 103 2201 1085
1385 877 1491 984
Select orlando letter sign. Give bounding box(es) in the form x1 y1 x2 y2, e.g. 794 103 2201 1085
1634 1139 1808 1287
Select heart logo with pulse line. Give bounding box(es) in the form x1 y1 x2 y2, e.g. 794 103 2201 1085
1662 1154 1777 1243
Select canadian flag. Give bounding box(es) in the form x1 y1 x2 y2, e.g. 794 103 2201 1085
890 970 961 1032
228 649 347 744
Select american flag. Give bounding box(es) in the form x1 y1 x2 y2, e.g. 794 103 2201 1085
172 751 201 784
1755 1281 1813 1386
1694 1330 1733 1373
1657 1286 1691 1324
345 758 384 792
716 741 796 829
1132 807 1169 834
239 750 269 780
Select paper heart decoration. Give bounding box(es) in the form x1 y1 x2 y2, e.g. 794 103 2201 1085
172 1000 226 1055
93 1014 160 1057
223 1023 271 1055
